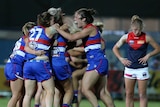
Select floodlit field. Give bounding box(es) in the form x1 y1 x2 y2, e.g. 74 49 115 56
0 97 159 107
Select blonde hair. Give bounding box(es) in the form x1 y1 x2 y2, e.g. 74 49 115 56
48 7 64 25
93 21 104 33
22 22 36 36
93 21 104 28
131 15 144 30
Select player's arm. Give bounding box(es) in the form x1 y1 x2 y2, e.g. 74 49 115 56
146 35 160 58
112 34 127 60
24 37 44 56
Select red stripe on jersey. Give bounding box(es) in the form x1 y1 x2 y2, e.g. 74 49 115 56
19 46 24 51
36 39 51 45
83 24 93 28
86 39 101 46
83 23 97 29
58 42 66 46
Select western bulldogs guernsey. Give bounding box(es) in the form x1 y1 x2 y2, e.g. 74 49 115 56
82 24 108 75
126 32 148 69
51 34 67 59
9 36 26 65
51 34 72 80
25 26 51 60
4 36 26 80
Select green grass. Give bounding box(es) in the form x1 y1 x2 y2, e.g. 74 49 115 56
0 97 159 107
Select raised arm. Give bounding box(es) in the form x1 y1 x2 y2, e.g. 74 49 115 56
54 24 91 41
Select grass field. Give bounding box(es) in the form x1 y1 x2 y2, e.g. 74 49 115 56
0 97 159 107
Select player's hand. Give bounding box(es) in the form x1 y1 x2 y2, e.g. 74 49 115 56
54 23 60 29
35 50 46 56
138 54 150 65
60 24 69 30
119 58 132 67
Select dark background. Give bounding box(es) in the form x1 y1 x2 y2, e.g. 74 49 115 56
0 0 159 30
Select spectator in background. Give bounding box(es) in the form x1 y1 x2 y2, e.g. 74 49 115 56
112 15 160 107
149 55 160 71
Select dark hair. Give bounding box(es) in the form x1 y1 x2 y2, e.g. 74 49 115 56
54 15 63 26
37 12 52 27
76 8 96 24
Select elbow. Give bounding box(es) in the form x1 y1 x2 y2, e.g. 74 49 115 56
112 45 116 52
112 45 119 54
155 46 160 54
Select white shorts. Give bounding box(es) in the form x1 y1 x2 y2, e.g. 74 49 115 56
124 67 150 80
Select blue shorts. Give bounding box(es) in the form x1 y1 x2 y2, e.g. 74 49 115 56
23 60 53 82
4 63 23 81
86 58 109 75
52 59 72 80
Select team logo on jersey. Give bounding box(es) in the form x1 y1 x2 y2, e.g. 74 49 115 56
129 40 134 45
137 40 145 44
142 72 147 77
29 41 38 50
134 36 139 39
52 47 60 57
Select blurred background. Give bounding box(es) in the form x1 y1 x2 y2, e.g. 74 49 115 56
0 0 160 101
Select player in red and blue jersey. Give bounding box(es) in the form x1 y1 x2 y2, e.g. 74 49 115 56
4 22 36 107
113 15 160 107
51 34 73 107
22 10 61 107
54 8 112 107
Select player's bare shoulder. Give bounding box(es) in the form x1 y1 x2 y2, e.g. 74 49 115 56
116 34 128 47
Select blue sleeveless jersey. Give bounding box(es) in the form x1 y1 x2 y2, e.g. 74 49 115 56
4 36 26 80
25 26 51 60
9 36 26 65
51 34 72 80
82 24 108 75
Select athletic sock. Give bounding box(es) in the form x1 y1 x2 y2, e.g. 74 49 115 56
74 90 78 97
62 104 70 107
34 104 40 107
72 90 78 103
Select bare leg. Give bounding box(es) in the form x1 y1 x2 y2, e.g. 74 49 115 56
138 80 148 107
125 78 136 107
81 71 99 107
54 88 61 107
7 79 23 107
16 84 25 107
72 67 85 107
96 76 115 107
34 82 43 106
23 80 36 107
42 77 55 107
61 78 73 106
